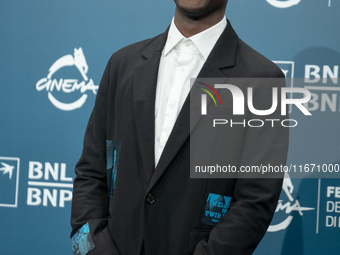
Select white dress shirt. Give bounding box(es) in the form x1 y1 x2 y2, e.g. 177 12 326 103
154 17 227 166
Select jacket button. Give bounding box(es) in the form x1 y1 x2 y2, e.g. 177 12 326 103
146 194 156 204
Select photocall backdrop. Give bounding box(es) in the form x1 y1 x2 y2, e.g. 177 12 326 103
0 1 339 254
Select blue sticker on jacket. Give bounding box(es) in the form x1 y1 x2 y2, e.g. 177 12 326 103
202 193 232 226
106 140 121 198
71 222 95 255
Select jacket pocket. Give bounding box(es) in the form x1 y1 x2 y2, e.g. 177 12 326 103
188 229 211 254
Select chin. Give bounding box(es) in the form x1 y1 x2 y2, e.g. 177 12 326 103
175 0 207 11
176 0 210 18
175 0 226 20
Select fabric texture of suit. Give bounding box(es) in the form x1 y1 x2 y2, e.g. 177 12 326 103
71 19 289 255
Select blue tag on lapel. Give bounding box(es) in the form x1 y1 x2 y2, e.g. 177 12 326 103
106 140 121 198
202 193 232 226
71 222 95 255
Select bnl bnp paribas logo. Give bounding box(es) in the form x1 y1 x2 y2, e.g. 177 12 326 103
36 47 98 111
0 157 20 208
274 61 340 113
0 157 73 208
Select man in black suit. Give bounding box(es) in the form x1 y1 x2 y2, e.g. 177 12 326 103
71 0 289 254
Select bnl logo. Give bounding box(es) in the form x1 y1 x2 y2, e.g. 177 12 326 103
0 157 20 207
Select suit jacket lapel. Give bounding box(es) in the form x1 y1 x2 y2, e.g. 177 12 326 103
147 20 239 193
133 31 168 183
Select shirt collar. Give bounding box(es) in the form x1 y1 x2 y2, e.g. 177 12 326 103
163 17 227 60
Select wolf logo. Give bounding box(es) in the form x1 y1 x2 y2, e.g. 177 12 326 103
47 48 89 81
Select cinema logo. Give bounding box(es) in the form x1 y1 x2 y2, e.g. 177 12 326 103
268 173 314 232
198 81 312 128
36 47 98 111
266 0 301 8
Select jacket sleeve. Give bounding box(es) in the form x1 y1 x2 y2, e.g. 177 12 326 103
70 57 120 255
193 71 289 255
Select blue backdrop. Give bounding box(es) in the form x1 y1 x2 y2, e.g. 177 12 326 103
1 1 339 254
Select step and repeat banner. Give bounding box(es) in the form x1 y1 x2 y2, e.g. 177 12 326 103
0 1 339 254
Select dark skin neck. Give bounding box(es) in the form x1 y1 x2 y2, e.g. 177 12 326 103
173 6 226 38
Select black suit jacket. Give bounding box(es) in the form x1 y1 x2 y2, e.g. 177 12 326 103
71 20 289 255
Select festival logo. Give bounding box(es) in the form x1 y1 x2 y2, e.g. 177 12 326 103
36 47 98 111
266 0 301 8
0 157 20 207
268 173 314 232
